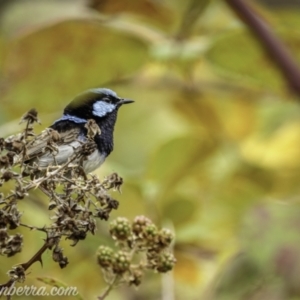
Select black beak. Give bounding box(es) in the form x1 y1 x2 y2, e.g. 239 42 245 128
119 98 134 105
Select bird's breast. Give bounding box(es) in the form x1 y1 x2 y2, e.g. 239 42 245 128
37 138 106 173
82 149 106 173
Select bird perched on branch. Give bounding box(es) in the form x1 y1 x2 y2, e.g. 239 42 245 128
18 88 134 174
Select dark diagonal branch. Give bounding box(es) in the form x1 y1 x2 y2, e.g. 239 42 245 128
225 0 300 96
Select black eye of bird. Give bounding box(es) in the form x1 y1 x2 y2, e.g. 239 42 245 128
104 97 114 104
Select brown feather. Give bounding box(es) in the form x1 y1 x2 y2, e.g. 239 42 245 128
24 127 83 161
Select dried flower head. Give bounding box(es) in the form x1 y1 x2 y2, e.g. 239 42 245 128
19 109 40 125
85 119 101 139
7 265 25 283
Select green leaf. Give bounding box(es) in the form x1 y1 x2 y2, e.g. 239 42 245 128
89 0 173 28
2 20 148 115
206 31 286 92
147 135 216 199
147 136 201 185
162 196 198 225
0 0 90 36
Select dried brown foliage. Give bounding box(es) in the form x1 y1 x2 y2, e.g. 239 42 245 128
0 109 123 289
0 109 175 299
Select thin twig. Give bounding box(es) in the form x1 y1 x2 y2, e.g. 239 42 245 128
98 276 119 300
19 223 47 231
2 153 80 203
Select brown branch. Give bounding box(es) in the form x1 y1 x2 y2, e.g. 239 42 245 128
21 240 51 270
225 0 300 96
0 240 52 292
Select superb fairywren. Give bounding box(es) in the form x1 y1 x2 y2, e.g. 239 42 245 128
25 88 133 173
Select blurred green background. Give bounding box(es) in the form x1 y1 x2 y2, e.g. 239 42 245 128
1 0 300 299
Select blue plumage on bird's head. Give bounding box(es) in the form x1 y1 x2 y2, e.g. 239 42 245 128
64 88 134 120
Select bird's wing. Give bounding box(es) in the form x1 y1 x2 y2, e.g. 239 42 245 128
24 127 82 161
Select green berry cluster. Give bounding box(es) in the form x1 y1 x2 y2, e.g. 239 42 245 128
97 216 176 287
